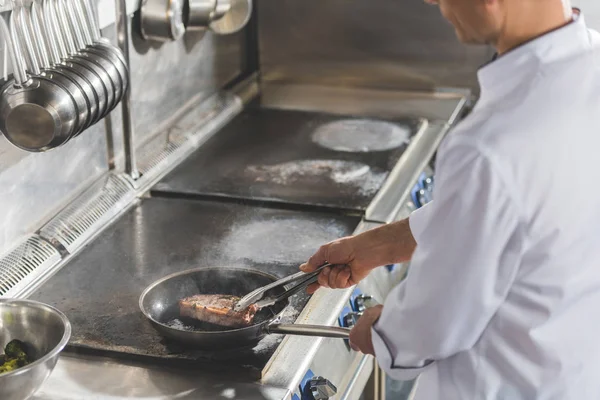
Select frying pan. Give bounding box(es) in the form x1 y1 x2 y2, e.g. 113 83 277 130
139 267 350 350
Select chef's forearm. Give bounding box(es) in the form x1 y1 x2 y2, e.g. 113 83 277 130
355 218 417 269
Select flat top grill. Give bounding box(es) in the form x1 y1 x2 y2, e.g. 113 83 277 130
29 197 359 377
152 108 422 213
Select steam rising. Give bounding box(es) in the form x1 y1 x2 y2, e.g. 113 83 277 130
222 217 350 264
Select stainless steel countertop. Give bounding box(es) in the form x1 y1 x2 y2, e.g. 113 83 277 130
20 85 468 400
33 354 289 400
28 196 359 372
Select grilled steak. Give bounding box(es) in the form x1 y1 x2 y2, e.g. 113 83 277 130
179 294 259 328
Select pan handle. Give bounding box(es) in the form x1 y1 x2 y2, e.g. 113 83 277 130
265 323 350 339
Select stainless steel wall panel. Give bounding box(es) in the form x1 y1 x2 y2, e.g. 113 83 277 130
0 127 109 255
256 0 600 93
0 12 246 255
257 0 494 92
104 22 246 171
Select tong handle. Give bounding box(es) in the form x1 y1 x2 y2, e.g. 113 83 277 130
235 263 331 311
254 273 320 309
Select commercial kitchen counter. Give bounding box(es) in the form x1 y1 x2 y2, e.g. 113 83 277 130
0 85 468 400
32 354 290 399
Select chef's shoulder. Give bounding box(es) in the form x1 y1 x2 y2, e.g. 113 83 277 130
437 105 523 168
434 103 543 202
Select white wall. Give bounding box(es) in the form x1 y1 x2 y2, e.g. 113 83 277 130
573 0 600 30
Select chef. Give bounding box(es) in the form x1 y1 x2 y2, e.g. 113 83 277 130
300 0 600 399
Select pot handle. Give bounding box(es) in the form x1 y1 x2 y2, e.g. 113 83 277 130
0 6 28 84
265 323 350 339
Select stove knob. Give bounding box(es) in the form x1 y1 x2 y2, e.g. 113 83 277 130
417 188 431 206
354 294 379 312
423 175 434 189
308 376 337 400
343 312 361 328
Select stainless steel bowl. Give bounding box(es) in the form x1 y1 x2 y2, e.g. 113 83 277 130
0 299 71 400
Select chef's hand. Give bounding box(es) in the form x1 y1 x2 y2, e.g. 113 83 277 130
349 305 383 355
299 235 375 294
300 219 416 294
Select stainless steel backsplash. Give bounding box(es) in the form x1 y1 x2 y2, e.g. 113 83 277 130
107 17 246 170
0 11 245 254
257 0 495 93
257 0 600 93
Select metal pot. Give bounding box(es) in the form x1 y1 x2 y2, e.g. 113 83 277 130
44 0 107 125
62 0 121 112
140 0 187 41
0 7 79 151
53 0 115 116
33 0 98 133
79 0 128 93
186 0 215 30
186 0 251 35
66 0 124 112
19 1 92 135
208 0 251 35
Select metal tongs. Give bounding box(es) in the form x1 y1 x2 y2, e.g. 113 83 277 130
233 263 332 312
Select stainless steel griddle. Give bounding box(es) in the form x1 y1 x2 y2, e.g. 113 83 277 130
28 197 359 377
152 107 423 213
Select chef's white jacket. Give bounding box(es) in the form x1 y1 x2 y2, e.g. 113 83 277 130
372 11 600 400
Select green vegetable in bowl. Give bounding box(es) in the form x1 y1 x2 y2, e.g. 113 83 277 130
5 340 27 359
0 339 31 374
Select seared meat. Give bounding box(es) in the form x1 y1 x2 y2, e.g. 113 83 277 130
179 294 259 328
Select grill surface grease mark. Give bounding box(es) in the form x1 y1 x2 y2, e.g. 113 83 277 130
245 160 388 197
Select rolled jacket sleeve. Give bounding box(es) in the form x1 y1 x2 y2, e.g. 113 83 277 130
371 139 525 381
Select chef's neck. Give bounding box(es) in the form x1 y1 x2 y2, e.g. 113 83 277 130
494 1 574 55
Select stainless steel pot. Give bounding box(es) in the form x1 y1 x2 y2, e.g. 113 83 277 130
53 0 114 116
35 0 99 133
66 0 124 112
185 0 251 35
186 0 215 30
19 2 92 135
140 0 187 41
0 6 79 151
79 0 128 93
208 0 251 35
0 299 71 400
44 0 106 124
62 0 121 112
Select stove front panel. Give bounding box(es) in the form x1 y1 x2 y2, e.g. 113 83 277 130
29 197 359 375
153 108 422 212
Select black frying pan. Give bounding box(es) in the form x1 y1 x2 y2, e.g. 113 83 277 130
139 267 350 350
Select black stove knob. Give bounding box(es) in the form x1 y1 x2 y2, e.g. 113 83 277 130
417 188 432 207
308 376 337 400
342 312 361 328
423 176 434 194
354 294 379 312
